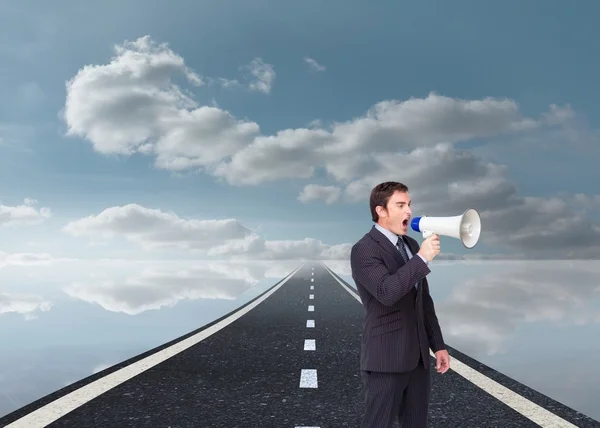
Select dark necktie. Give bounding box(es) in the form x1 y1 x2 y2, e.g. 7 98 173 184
396 236 409 263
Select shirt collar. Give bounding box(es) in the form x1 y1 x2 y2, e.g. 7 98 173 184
374 223 401 246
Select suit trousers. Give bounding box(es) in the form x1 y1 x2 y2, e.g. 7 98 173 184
360 356 431 428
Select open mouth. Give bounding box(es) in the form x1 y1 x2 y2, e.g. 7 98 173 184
402 219 409 227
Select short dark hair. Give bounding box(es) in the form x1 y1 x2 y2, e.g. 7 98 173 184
369 181 409 222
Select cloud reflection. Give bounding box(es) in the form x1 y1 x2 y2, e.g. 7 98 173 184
0 258 304 418
62 259 303 315
328 259 600 358
435 260 600 357
0 292 52 320
0 251 58 269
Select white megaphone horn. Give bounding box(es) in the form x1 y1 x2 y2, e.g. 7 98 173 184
410 208 481 249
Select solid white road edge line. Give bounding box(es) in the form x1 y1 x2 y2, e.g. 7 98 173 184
4 263 306 428
322 263 579 428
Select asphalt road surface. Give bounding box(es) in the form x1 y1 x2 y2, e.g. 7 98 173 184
2 262 599 427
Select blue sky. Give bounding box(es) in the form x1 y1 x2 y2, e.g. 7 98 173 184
2 0 600 420
1 0 599 263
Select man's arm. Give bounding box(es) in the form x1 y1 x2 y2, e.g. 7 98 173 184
423 281 446 352
350 241 430 306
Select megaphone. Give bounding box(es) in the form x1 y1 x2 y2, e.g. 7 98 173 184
410 208 481 249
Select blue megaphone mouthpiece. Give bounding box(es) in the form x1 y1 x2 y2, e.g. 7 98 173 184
410 217 423 232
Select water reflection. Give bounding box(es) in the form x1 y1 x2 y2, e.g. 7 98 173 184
330 258 600 421
0 258 302 418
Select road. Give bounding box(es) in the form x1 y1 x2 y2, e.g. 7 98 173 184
1 262 598 427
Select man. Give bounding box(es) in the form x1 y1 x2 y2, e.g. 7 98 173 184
350 181 450 428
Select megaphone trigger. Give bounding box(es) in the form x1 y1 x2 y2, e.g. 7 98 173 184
422 230 434 239
410 208 482 249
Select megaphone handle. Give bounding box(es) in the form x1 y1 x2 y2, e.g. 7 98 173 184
422 230 433 239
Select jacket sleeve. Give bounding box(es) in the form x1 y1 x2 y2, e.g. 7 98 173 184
409 237 446 352
422 280 446 352
350 241 430 306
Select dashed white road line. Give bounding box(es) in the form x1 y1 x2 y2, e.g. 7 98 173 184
304 339 316 351
311 278 314 282
297 267 320 427
322 263 579 428
299 369 318 388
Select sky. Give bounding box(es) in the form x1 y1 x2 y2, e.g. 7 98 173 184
1 0 600 421
1 0 600 264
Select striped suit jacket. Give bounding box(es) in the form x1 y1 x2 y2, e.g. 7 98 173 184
350 225 446 373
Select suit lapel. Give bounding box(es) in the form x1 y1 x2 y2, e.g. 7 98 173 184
369 226 405 266
369 227 423 300
404 235 419 257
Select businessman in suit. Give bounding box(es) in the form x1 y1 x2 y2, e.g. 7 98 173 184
350 181 450 428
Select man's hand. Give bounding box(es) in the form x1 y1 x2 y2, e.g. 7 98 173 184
434 349 450 374
418 234 440 262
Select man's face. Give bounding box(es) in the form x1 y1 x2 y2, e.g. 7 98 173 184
377 191 412 235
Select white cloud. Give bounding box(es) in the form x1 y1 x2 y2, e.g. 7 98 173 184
572 193 600 211
214 77 240 88
244 57 275 94
303 57 326 72
61 35 597 258
62 35 259 170
543 103 576 125
215 94 554 186
62 35 553 183
62 203 350 260
250 238 350 260
328 144 600 258
204 58 275 91
297 184 341 204
0 198 51 226
206 234 350 260
62 203 255 251
477 196 600 257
